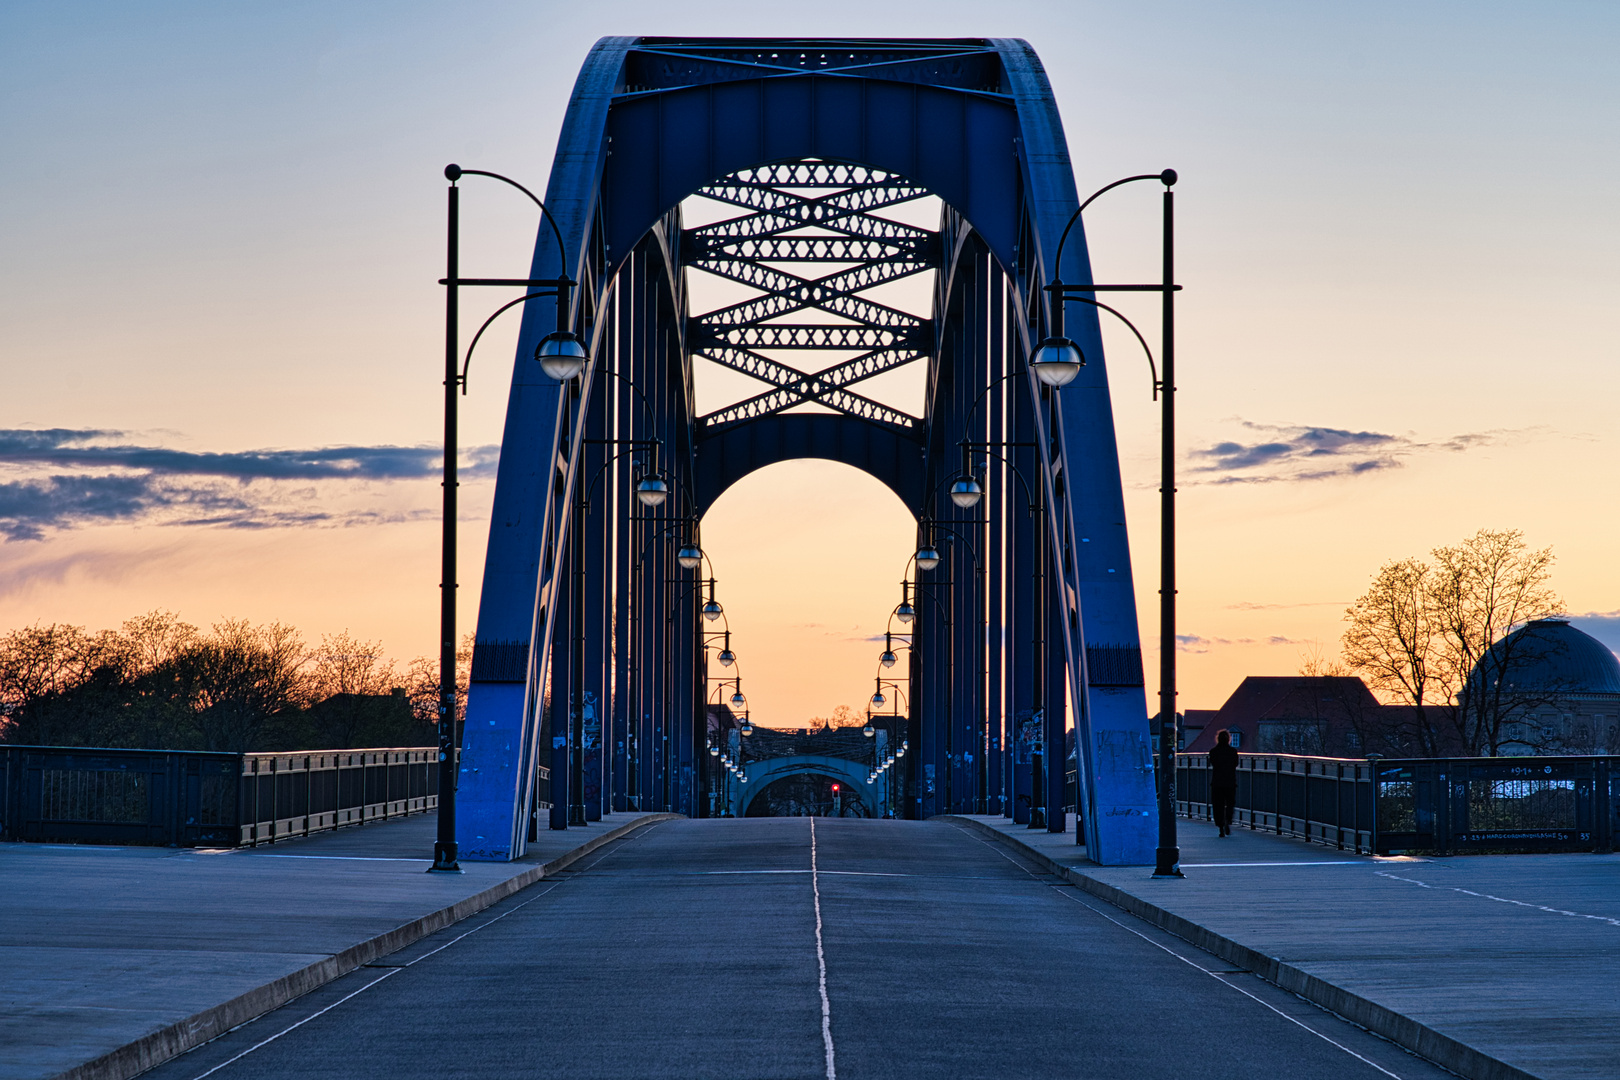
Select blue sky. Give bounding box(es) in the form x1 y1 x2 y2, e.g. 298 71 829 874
1 2 1616 717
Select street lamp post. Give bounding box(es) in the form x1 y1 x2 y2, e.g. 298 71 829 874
433 164 583 871
1037 169 1183 877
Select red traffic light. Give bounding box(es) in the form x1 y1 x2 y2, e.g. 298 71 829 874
831 784 840 791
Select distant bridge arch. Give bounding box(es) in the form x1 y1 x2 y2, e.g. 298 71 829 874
733 755 882 818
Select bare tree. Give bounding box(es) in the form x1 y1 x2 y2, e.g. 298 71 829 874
1339 529 1562 757
1340 558 1452 755
181 620 309 752
0 623 114 744
404 633 473 728
1430 530 1562 755
305 631 401 748
103 611 199 748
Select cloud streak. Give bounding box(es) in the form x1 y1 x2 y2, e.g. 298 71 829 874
0 428 496 481
1189 420 1511 484
0 428 495 541
1175 633 1306 654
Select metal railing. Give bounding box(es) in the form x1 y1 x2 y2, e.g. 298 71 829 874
1176 752 1620 855
1177 752 1376 852
1 745 440 848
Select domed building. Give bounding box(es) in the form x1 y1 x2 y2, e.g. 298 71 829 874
1466 619 1620 754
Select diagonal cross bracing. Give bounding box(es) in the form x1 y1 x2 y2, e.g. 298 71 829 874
688 163 936 432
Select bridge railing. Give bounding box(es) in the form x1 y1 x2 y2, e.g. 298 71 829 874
1176 752 1620 855
1 744 444 848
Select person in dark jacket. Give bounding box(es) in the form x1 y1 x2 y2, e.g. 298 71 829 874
1208 729 1239 837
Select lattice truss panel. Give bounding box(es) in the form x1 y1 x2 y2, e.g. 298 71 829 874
684 161 936 432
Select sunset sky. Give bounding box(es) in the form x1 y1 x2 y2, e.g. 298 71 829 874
2 2 1616 726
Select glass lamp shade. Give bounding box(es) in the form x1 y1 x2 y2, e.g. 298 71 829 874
880 649 897 668
871 693 885 709
535 332 589 381
949 476 983 508
702 600 723 621
897 745 906 757
866 777 874 785
730 691 746 709
740 775 748 783
1030 337 1084 387
718 649 735 666
863 721 875 736
708 745 719 757
915 546 940 571
676 544 703 569
635 477 669 506
895 601 915 624
741 720 754 736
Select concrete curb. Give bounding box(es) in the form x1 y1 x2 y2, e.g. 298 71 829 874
938 815 1540 1080
51 814 682 1080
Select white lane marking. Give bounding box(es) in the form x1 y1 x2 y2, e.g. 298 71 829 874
226 855 429 863
810 818 836 1080
187 879 567 1079
701 868 908 878
1181 861 1364 868
1376 871 1620 927
1053 889 1404 1078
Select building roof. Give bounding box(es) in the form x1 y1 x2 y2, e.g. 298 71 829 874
1183 676 1378 754
1471 619 1620 697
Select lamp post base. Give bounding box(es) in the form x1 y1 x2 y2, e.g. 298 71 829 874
1151 846 1183 878
429 841 462 873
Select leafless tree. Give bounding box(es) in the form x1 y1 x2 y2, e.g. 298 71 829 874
304 631 402 748
404 633 473 729
1431 531 1563 755
181 620 309 752
1340 558 1453 755
1339 529 1562 756
0 623 115 744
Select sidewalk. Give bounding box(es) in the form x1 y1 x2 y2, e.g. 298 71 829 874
946 814 1620 1080
0 812 676 1080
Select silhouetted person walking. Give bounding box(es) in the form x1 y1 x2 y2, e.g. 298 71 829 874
1209 729 1239 837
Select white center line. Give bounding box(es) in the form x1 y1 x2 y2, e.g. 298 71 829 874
1180 861 1364 868
810 818 836 1080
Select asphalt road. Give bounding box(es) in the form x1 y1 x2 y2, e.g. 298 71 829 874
146 818 1454 1080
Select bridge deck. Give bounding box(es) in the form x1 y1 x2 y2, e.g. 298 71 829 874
138 818 1449 1080
955 814 1620 1080
7 815 1611 1079
0 813 670 1080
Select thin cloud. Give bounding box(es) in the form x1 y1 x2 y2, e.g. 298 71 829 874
0 428 496 481
1175 632 1307 654
0 428 496 541
1189 420 1517 485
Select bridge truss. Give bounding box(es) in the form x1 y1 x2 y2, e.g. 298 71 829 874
457 37 1158 864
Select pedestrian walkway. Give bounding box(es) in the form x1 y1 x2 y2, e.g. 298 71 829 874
0 812 674 1080
948 814 1620 1080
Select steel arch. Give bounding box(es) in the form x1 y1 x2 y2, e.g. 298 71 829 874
456 37 1156 865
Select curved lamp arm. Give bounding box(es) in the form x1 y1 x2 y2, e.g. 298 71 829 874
1052 170 1176 280
449 166 569 278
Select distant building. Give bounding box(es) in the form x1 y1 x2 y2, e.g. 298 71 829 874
1465 618 1620 755
1180 620 1620 759
1181 676 1379 757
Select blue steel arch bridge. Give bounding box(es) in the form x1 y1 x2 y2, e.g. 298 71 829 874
455 36 1158 865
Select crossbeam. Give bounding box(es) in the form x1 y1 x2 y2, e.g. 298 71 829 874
688 164 935 431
